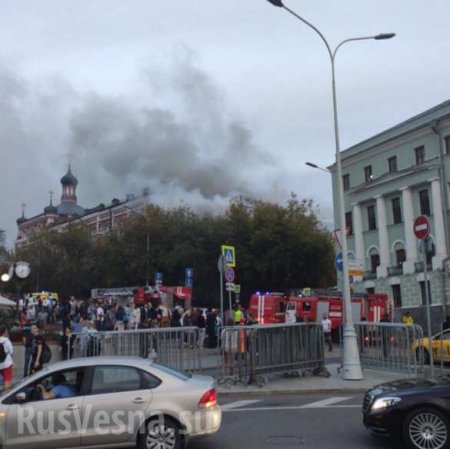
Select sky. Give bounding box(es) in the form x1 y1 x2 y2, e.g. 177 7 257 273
1 0 450 247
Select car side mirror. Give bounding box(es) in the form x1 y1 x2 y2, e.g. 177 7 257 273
15 392 26 403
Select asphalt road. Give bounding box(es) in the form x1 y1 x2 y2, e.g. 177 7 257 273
191 393 404 449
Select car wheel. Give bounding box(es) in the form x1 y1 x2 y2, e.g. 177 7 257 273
403 407 449 449
139 417 181 449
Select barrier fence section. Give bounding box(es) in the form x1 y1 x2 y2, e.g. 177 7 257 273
351 322 424 376
69 327 202 373
429 331 450 377
218 323 326 386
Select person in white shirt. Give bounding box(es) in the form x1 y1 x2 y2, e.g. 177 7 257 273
96 306 104 320
27 305 36 321
130 304 141 330
285 305 297 324
96 305 105 331
0 326 14 390
159 305 170 328
321 313 333 352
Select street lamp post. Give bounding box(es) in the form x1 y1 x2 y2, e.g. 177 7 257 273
266 0 395 380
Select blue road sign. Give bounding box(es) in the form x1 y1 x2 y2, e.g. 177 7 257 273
221 245 236 267
224 267 235 283
335 252 343 272
185 268 194 278
155 272 163 283
185 277 193 287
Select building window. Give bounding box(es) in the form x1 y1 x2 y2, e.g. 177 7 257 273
367 205 377 230
396 248 406 267
419 189 431 216
392 197 402 224
420 281 432 306
388 156 397 172
366 287 375 294
445 135 450 155
415 146 425 165
364 165 373 182
392 284 402 307
345 212 353 236
370 253 380 273
343 174 350 191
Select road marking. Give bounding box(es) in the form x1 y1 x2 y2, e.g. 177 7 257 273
223 404 360 412
299 397 353 408
221 400 262 410
222 397 360 413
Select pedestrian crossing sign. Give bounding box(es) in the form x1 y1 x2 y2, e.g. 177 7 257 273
221 245 236 267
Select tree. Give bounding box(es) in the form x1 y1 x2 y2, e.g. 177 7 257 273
10 196 335 305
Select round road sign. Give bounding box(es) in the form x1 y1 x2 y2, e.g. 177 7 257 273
224 267 235 283
335 252 343 272
414 215 430 240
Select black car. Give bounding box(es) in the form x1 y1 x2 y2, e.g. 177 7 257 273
363 377 450 449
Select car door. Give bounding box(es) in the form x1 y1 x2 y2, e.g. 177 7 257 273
432 330 450 361
5 367 87 449
81 365 155 447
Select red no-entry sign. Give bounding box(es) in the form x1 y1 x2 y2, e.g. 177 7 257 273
414 215 430 240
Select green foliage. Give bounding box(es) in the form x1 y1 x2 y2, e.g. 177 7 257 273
9 196 336 305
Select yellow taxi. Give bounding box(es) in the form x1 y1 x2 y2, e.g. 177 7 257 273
413 329 450 363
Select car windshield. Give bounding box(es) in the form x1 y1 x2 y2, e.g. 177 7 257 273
152 362 192 380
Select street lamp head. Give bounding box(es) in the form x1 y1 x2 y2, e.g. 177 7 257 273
374 33 396 40
306 161 330 173
266 0 284 6
1 273 10 282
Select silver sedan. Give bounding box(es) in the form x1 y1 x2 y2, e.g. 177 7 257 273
0 356 221 449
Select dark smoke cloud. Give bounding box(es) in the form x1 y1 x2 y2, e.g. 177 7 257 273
70 48 273 200
0 49 280 246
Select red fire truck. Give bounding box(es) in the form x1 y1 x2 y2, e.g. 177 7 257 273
133 286 192 308
249 290 391 329
248 292 287 324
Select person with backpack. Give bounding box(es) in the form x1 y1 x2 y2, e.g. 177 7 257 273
0 326 14 390
30 323 51 374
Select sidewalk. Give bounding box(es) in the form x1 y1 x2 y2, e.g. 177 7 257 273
9 345 423 396
209 347 414 396
216 363 408 396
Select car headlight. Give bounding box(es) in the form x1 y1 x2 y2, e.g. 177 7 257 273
371 397 401 411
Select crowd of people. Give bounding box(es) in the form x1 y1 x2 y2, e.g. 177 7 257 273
59 297 209 333
57 298 256 349
0 296 256 390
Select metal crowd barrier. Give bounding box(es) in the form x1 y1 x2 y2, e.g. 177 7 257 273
218 323 326 387
430 330 450 377
352 322 424 376
69 327 202 373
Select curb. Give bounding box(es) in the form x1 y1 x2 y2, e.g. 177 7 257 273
218 388 370 397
